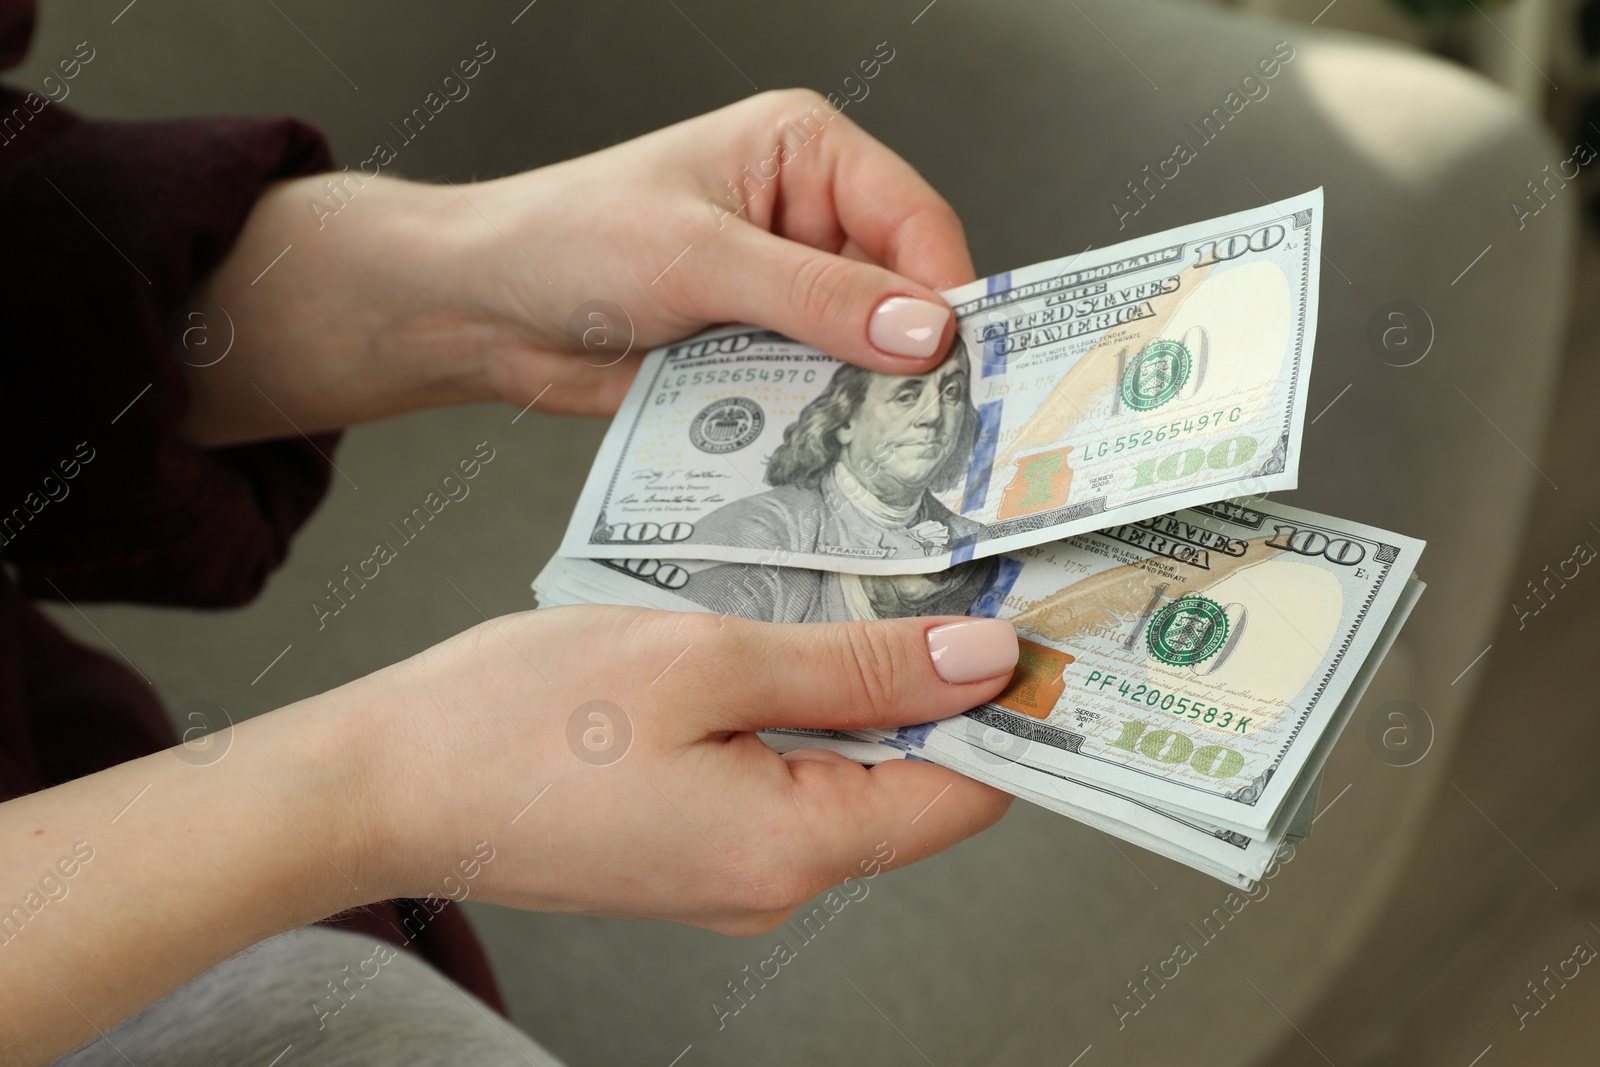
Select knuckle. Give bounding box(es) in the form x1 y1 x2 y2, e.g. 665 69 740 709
835 621 910 723
437 607 542 671
456 617 505 664
926 195 965 238
739 88 832 134
789 254 862 331
774 86 826 107
673 608 733 648
758 86 828 117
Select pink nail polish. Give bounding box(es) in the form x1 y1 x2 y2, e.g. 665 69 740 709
869 296 951 360
926 619 1018 684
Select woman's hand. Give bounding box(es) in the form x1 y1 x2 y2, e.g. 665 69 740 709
455 89 977 417
180 90 976 445
348 606 1017 934
2 605 1015 1062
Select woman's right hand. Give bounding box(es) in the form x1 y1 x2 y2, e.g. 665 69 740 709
340 605 1019 935
1 604 1017 1064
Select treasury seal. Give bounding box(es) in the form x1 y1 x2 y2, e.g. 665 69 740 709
688 397 765 454
1146 594 1230 667
1121 338 1191 412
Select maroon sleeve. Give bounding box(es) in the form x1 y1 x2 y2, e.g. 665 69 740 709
0 6 509 1015
0 89 342 606
0 0 32 71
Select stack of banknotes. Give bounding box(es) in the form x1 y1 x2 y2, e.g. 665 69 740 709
534 188 1428 888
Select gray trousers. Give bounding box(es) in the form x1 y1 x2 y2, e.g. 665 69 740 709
46 928 562 1067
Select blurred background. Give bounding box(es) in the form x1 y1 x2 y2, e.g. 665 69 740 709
9 0 1599 1064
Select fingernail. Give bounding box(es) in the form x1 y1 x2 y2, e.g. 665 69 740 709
869 296 951 360
926 619 1018 684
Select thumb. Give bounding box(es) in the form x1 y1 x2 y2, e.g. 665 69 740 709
708 225 959 374
707 615 1018 733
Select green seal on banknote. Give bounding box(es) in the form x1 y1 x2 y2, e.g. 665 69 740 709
1146 594 1229 667
1120 338 1191 411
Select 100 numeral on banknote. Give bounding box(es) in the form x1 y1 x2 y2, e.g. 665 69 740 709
560 190 1323 575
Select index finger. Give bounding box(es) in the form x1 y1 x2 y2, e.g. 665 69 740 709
767 93 977 292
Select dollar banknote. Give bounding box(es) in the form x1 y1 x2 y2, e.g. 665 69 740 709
533 567 1296 884
559 190 1323 575
874 502 1423 834
756 725 1312 888
533 495 1423 886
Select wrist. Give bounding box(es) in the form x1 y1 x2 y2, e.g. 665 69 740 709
241 688 396 915
333 171 582 411
345 176 506 406
279 656 493 905
180 173 507 444
418 170 574 396
306 174 507 410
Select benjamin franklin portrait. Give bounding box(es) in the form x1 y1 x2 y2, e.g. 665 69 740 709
678 555 1005 625
688 336 984 560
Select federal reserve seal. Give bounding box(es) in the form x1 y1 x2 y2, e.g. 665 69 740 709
1121 338 1191 412
1146 594 1230 667
689 397 765 454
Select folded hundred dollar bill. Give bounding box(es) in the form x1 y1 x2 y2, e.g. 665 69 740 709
559 189 1323 575
533 497 1423 887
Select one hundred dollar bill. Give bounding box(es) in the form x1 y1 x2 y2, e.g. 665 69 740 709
533 564 1299 887
907 508 1423 834
536 496 1423 843
758 725 1305 888
559 190 1323 575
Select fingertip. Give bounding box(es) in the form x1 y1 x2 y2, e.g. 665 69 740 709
865 760 1015 844
867 294 953 364
970 780 1017 827
925 617 1019 686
